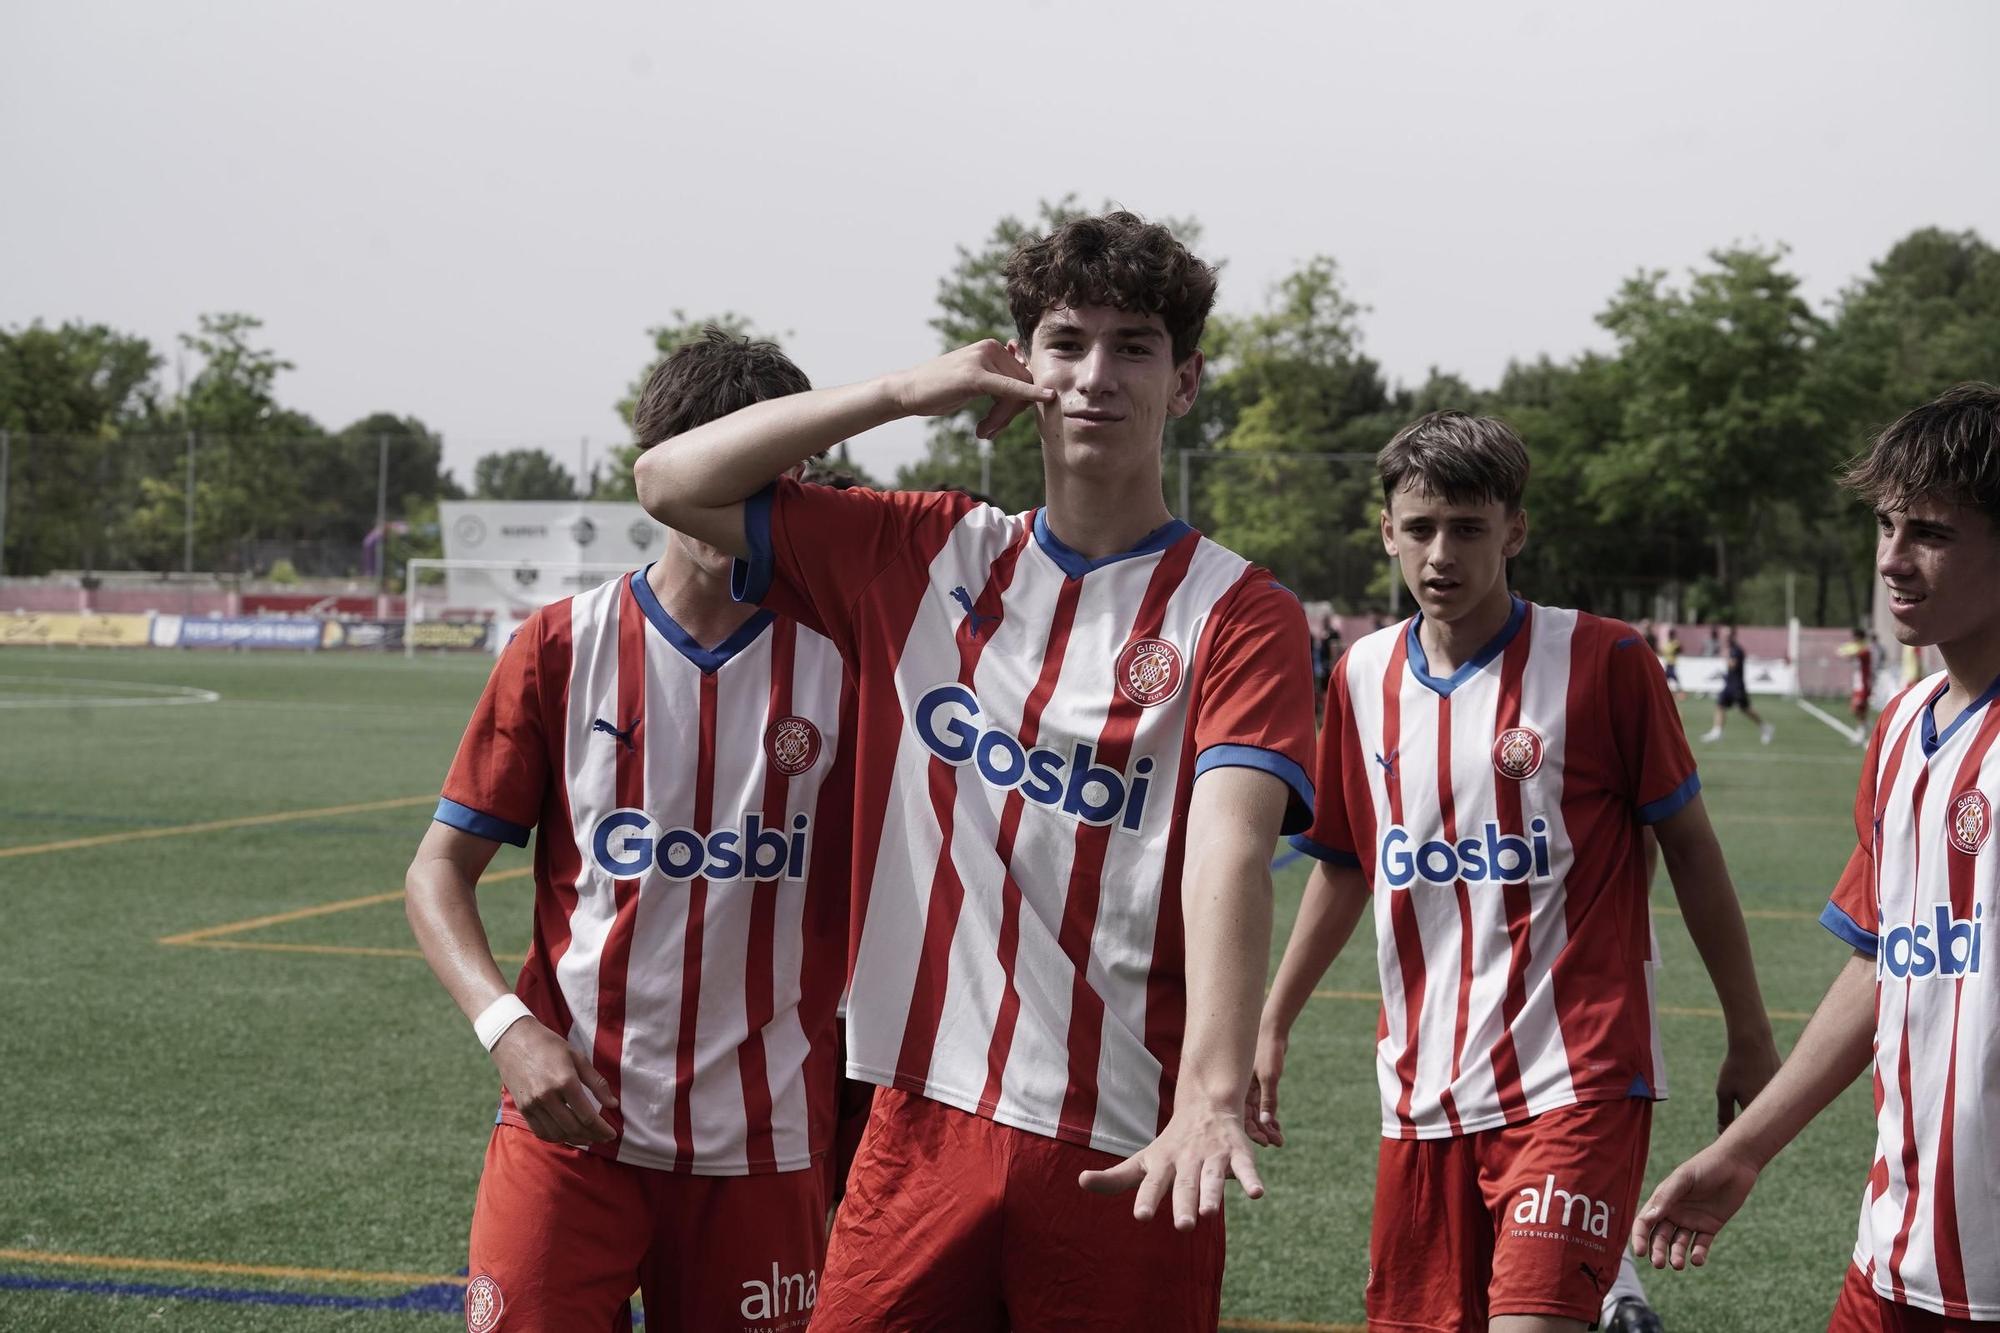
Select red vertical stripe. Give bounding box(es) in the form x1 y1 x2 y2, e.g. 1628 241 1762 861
1381 631 1428 1137
735 618 796 1172
667 671 720 1171
524 606 580 1040
1483 608 1537 1121
976 580 1085 1117
1055 533 1201 1144
587 587 650 1153
890 527 1034 1088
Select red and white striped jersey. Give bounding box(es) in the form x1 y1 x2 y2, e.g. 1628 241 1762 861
734 479 1316 1156
1821 669 2000 1322
1292 601 1699 1140
435 568 850 1175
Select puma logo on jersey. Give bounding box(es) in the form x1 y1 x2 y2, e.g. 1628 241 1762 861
950 586 998 639
591 717 638 751
1375 749 1399 778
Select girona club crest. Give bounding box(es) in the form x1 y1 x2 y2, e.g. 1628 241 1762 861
1116 637 1185 708
1949 789 1991 855
464 1275 504 1333
764 716 823 777
1491 727 1545 781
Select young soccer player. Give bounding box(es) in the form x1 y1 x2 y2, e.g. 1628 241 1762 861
1699 626 1774 745
1840 626 1877 740
1633 383 2000 1330
1661 628 1686 702
404 331 851 1332
1254 411 1781 1333
635 211 1316 1330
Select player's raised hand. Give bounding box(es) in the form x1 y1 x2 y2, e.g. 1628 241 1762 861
1629 1144 1761 1271
490 1018 618 1145
1078 1099 1264 1230
1244 1025 1287 1147
885 340 1055 437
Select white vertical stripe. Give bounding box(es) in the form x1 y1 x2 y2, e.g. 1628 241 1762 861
557 580 628 1093
1510 608 1581 1119
1442 666 1506 1124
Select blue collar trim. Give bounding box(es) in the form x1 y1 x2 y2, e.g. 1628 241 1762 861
1406 597 1528 698
629 567 773 674
1032 509 1192 580
1920 669 2000 757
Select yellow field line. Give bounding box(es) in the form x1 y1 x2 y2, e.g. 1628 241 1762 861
0 795 434 860
165 939 527 963
0 1247 462 1287
0 1246 1362 1329
158 868 532 946
1309 990 1813 1023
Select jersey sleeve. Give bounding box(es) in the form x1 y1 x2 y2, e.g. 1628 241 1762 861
731 477 975 652
435 613 550 846
1605 624 1701 824
1289 654 1361 868
1188 574 1317 836
1821 715 1885 954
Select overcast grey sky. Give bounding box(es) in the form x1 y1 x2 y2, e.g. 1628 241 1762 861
3 0 1996 487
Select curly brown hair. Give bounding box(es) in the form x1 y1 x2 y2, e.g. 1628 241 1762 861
1842 382 2000 527
1003 211 1218 364
632 327 811 448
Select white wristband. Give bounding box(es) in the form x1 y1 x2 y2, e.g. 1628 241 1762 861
473 994 534 1052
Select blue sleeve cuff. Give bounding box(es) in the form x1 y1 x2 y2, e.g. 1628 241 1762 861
1287 832 1361 867
729 482 778 606
1194 743 1315 836
1637 772 1701 825
1819 901 1878 955
434 797 531 848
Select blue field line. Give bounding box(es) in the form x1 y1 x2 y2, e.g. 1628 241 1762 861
1270 845 1304 871
0 1272 468 1314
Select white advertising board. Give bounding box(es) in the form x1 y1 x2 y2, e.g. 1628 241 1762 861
437 501 666 617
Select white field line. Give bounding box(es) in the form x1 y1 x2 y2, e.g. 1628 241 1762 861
0 675 220 709
1796 696 1866 745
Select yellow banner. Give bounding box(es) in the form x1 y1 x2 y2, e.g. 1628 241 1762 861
0 612 153 648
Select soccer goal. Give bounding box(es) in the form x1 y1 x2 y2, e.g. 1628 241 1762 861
403 557 635 656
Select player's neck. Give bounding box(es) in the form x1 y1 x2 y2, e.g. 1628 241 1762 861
646 550 758 648
1416 583 1517 675
1039 467 1175 561
1933 613 2000 720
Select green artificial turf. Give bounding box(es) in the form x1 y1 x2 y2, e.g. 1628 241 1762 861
0 649 1879 1330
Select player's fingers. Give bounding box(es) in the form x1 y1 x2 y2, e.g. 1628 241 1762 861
1668 1227 1694 1271
1169 1158 1199 1231
974 396 1029 440
1133 1159 1173 1224
1230 1145 1266 1201
1077 1155 1147 1197
1690 1232 1713 1268
1197 1153 1227 1218
573 1054 618 1111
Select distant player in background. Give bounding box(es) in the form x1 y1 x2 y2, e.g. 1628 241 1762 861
1633 382 2000 1331
1661 627 1686 701
1700 625 1774 744
1255 412 1780 1333
1839 626 1876 740
404 331 851 1332
1315 620 1345 721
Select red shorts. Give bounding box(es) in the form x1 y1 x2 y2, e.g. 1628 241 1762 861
1828 1264 1985 1332
1367 1097 1652 1331
466 1123 828 1333
810 1086 1224 1332
1852 689 1871 715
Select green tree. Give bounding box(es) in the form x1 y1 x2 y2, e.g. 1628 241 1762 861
473 448 579 501
896 198 1206 511
0 321 161 574
1586 247 1827 605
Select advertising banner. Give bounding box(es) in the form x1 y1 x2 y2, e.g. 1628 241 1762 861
404 621 492 651
0 611 153 648
176 618 323 650
1674 654 1798 697
319 619 403 650
437 501 657 616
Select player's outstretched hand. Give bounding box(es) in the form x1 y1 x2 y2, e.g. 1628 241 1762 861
490 1018 618 1145
1629 1144 1760 1271
886 341 1055 439
1078 1099 1264 1231
1714 1031 1782 1131
1244 1025 1287 1147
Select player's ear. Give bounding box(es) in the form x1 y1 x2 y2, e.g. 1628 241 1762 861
1503 506 1529 559
1379 508 1396 557
1007 337 1029 369
1167 349 1204 419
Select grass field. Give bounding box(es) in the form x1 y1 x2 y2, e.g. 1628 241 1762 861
0 648 1874 1331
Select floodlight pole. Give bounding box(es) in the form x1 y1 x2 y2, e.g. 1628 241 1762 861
0 429 10 577
184 430 196 574
376 434 390 599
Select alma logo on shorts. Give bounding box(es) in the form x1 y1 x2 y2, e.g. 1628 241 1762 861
464 1274 504 1332
1512 1174 1614 1238
739 1263 817 1321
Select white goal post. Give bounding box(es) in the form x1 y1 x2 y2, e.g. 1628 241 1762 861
403 557 636 656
